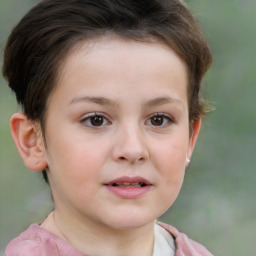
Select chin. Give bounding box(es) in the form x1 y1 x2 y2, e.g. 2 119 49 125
108 220 153 231
102 210 157 231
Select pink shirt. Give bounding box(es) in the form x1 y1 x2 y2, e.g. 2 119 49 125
5 222 213 256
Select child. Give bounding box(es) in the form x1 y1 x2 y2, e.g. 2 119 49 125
3 0 213 255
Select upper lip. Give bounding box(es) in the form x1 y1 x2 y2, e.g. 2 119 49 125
104 176 152 186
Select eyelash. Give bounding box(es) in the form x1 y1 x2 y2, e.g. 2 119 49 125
145 113 174 127
80 113 111 128
80 112 174 128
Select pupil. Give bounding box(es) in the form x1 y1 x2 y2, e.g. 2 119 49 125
91 116 103 126
152 116 163 126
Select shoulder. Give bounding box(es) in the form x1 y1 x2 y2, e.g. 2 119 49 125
5 224 86 256
157 222 214 256
5 224 43 256
5 224 65 256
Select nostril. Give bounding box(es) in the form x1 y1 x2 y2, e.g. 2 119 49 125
117 155 147 163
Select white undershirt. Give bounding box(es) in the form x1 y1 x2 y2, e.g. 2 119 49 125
153 223 175 256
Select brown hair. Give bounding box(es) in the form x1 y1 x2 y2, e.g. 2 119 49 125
2 0 212 182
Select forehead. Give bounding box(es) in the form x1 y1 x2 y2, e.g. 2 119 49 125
59 36 187 82
49 36 188 108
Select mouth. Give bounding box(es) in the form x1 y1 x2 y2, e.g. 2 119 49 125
105 176 152 187
104 176 152 199
111 182 148 188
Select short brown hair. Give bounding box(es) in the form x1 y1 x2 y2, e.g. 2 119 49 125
3 0 212 182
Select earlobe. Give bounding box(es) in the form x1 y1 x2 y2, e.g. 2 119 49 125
10 113 48 171
186 118 201 167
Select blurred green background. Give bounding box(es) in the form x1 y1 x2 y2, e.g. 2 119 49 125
0 0 255 255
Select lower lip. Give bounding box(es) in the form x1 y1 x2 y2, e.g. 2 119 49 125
105 185 152 199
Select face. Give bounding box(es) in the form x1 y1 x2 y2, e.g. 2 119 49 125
42 37 199 231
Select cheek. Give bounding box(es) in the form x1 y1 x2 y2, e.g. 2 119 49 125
46 141 104 206
46 134 109 185
151 144 186 217
153 136 188 174
151 135 188 203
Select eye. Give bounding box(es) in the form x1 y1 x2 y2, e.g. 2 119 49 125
146 113 174 127
80 113 110 127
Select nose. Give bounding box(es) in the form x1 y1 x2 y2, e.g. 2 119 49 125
112 125 149 164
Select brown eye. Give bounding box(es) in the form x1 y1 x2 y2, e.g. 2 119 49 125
90 116 104 126
146 113 173 127
151 116 164 126
81 113 110 127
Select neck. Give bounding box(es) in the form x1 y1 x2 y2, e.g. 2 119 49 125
42 211 155 256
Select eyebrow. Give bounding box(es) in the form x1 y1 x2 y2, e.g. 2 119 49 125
69 96 115 106
143 96 184 108
69 96 183 107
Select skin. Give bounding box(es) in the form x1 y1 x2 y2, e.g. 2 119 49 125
11 37 201 256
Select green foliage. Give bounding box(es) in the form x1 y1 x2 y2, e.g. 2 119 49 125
0 0 255 255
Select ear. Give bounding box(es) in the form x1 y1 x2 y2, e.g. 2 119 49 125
186 118 201 167
10 113 48 171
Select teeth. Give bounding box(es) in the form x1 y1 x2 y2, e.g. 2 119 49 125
112 182 146 187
